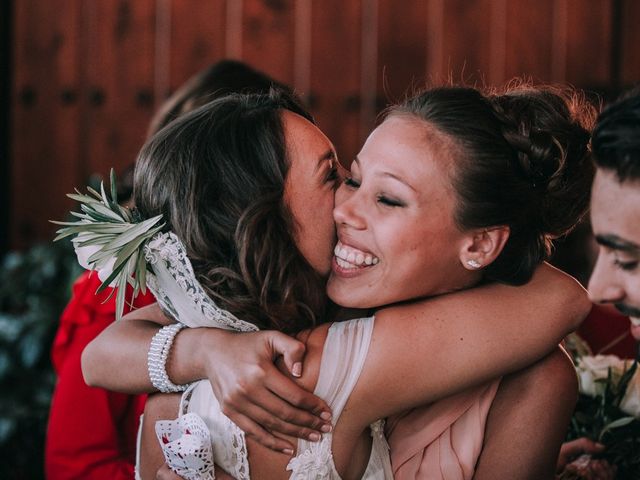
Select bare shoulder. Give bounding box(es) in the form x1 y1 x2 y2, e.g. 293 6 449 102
514 346 578 400
474 347 578 480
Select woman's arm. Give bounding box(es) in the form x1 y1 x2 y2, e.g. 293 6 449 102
81 304 173 392
81 303 332 452
473 347 578 479
347 263 590 424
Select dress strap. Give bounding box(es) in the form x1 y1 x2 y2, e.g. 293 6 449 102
315 317 375 418
287 317 375 478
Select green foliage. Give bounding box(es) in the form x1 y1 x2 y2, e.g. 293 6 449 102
0 240 81 479
52 170 164 320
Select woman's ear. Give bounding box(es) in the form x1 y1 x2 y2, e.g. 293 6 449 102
460 226 510 270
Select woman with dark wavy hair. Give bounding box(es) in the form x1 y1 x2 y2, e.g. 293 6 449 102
83 85 592 479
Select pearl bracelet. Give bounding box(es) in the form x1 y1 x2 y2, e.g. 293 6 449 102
147 322 189 393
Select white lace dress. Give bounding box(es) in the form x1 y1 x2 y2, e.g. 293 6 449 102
181 316 393 479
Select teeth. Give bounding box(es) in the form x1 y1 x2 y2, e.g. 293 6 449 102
333 240 379 267
631 317 640 327
336 257 357 269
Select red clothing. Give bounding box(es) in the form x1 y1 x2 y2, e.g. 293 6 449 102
578 303 637 359
46 271 155 480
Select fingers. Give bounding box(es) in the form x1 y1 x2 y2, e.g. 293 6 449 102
224 409 296 454
268 332 306 377
266 370 332 419
558 437 606 471
244 388 332 440
567 437 605 455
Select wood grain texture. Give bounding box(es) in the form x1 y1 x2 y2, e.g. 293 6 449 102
167 0 227 95
8 0 640 248
503 0 555 83
377 0 428 104
82 0 156 179
241 0 296 85
438 0 495 87
620 0 640 86
310 0 363 166
562 0 613 87
11 0 82 247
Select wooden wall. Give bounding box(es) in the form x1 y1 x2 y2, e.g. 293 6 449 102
9 0 640 249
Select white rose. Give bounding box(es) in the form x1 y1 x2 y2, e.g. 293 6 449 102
72 233 117 286
620 367 640 418
576 355 629 397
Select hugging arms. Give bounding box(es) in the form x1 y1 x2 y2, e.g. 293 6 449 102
80 86 593 478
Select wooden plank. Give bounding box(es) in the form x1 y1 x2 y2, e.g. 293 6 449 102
82 0 156 179
437 0 495 87
167 0 227 94
562 0 613 88
377 0 428 105
11 0 82 248
503 0 555 84
310 0 362 167
241 0 296 86
620 0 640 87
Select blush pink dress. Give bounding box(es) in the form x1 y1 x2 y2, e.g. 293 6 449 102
385 379 501 480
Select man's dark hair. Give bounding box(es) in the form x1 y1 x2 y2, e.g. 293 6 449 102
592 89 640 182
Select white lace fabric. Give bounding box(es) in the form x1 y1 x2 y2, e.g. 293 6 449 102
180 382 251 480
155 413 215 480
144 232 258 332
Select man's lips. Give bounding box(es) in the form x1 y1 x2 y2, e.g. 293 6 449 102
615 303 640 318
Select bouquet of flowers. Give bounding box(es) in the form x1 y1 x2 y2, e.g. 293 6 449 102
561 336 640 479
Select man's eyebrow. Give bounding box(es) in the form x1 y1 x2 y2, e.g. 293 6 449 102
595 234 640 253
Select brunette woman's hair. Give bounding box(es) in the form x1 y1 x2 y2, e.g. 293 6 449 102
389 83 596 284
147 60 294 136
134 90 325 332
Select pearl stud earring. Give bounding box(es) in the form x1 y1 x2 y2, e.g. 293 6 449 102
467 259 481 269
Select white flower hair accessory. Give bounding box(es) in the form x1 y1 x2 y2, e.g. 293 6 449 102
52 170 164 320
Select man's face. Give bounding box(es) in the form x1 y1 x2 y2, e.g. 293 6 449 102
588 168 640 340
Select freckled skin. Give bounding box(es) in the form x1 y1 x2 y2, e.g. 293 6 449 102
282 111 338 277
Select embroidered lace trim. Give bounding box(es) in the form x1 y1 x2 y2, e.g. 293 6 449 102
181 383 251 480
144 232 257 332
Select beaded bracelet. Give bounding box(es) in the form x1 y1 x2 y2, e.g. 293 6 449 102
147 322 189 393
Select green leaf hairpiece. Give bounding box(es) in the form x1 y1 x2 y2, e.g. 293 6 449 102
51 169 165 320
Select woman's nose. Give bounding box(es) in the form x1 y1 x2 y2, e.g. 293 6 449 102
333 191 366 230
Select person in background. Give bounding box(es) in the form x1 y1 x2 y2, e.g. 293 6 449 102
44 59 290 480
551 218 636 359
587 89 640 345
556 89 640 477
